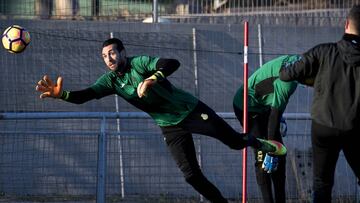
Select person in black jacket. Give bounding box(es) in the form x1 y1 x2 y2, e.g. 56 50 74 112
279 5 360 203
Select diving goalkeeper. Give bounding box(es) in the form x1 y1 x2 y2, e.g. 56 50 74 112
36 38 287 203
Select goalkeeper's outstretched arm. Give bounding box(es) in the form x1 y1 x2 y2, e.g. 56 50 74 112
59 88 97 104
36 75 96 104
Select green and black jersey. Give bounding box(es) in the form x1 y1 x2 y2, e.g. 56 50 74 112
233 55 299 140
90 56 198 126
233 55 299 113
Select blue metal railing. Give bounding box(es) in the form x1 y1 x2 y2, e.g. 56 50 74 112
0 111 312 203
0 111 311 120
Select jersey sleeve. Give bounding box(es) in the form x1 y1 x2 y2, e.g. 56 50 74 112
61 88 97 104
271 80 298 112
156 58 180 77
268 80 297 140
132 56 160 74
279 46 320 83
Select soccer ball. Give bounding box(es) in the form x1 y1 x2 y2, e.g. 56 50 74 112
2 25 31 53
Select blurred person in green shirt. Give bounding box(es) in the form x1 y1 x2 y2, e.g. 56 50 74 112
233 55 300 203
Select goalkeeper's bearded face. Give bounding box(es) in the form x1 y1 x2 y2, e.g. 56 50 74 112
102 44 127 73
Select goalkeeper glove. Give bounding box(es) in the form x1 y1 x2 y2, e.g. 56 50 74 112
36 75 63 99
137 71 164 98
262 153 279 173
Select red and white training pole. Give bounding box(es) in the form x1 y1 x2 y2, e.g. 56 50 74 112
242 21 249 203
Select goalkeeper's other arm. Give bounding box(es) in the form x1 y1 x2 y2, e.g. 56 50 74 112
137 58 179 98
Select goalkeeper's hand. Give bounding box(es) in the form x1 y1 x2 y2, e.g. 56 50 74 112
137 77 156 98
262 153 279 173
36 75 63 99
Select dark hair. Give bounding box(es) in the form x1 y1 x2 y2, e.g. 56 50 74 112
102 38 125 52
347 5 360 33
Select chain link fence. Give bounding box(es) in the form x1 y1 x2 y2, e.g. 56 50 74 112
0 0 359 22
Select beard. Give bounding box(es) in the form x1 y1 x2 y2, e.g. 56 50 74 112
114 59 127 74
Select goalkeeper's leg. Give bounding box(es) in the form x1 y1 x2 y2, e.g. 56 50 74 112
179 101 249 150
180 101 287 155
233 106 287 156
161 126 228 203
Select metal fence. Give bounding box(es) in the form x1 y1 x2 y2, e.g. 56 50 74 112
0 112 306 203
0 0 360 22
0 4 359 202
0 112 359 203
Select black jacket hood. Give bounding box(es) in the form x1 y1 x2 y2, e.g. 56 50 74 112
337 34 360 66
